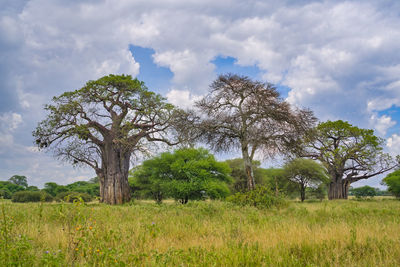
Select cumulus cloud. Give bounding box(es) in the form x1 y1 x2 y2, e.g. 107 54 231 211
166 89 203 109
387 134 400 156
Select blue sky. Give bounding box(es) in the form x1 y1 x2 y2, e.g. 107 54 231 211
1 0 400 188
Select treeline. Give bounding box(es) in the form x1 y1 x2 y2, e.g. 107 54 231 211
2 148 396 204
0 175 99 202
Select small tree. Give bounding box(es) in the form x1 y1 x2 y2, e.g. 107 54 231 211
8 175 28 188
196 74 316 191
283 158 328 202
131 148 232 204
382 169 400 198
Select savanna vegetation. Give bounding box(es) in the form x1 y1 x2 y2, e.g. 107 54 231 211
1 73 399 265
1 199 400 266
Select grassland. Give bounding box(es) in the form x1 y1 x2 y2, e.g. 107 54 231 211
1 199 400 266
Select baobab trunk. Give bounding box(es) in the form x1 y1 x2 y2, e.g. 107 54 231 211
100 145 131 204
328 178 350 200
242 147 255 190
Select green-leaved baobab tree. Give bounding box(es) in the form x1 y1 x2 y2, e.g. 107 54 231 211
196 74 316 191
33 74 191 204
299 120 399 199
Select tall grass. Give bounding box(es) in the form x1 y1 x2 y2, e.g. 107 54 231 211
1 199 400 266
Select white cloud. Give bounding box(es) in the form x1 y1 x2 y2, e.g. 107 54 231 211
387 134 400 156
167 89 202 109
370 114 396 136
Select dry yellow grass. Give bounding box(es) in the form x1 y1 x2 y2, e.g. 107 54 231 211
1 199 400 266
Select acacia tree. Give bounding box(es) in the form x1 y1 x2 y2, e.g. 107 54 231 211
299 120 399 199
196 74 316 191
33 74 189 204
283 158 328 202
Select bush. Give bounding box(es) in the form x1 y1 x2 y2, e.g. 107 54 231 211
11 191 53 202
56 191 93 203
227 186 288 209
350 186 377 198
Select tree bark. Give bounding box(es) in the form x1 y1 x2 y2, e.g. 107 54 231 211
300 185 306 202
242 147 255 190
328 178 350 200
99 144 131 204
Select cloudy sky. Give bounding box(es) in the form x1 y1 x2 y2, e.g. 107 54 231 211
1 0 400 188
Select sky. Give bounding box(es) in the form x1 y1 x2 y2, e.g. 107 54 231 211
1 0 400 188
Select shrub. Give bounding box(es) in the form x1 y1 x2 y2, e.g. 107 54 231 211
350 186 377 198
227 186 288 209
56 191 93 203
11 191 53 202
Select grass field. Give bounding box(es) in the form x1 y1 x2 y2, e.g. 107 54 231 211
1 198 400 266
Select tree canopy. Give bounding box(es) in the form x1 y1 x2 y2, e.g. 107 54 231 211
283 158 328 202
131 148 232 204
299 120 398 199
382 169 400 198
8 175 28 188
33 74 190 204
196 74 316 191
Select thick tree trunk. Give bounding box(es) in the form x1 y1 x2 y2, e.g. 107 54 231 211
242 147 255 190
328 178 350 200
99 145 131 204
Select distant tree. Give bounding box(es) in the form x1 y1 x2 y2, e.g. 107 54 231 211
0 181 25 199
26 186 39 191
283 158 328 202
8 175 28 188
350 186 377 198
33 74 192 204
131 148 232 204
196 74 315 191
43 182 67 197
382 169 400 198
298 120 399 199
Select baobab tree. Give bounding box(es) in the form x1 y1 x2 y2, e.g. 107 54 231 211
195 74 316 190
299 120 399 199
33 74 190 204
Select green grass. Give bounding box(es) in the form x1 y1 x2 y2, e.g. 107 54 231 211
1 199 400 266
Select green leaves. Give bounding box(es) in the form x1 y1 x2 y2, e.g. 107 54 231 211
130 148 232 203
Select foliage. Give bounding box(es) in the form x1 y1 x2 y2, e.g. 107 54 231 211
196 74 316 190
307 184 328 201
382 169 400 198
225 158 264 193
131 148 232 203
283 158 329 202
0 181 25 199
11 191 53 202
56 191 93 203
8 175 28 188
227 186 288 209
299 120 398 199
33 74 192 204
350 186 377 199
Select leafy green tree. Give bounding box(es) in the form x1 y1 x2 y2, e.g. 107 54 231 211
0 181 25 199
33 74 191 204
131 148 232 204
382 169 400 198
350 186 377 198
283 158 328 202
8 175 28 188
196 74 316 191
298 120 398 199
43 182 68 197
